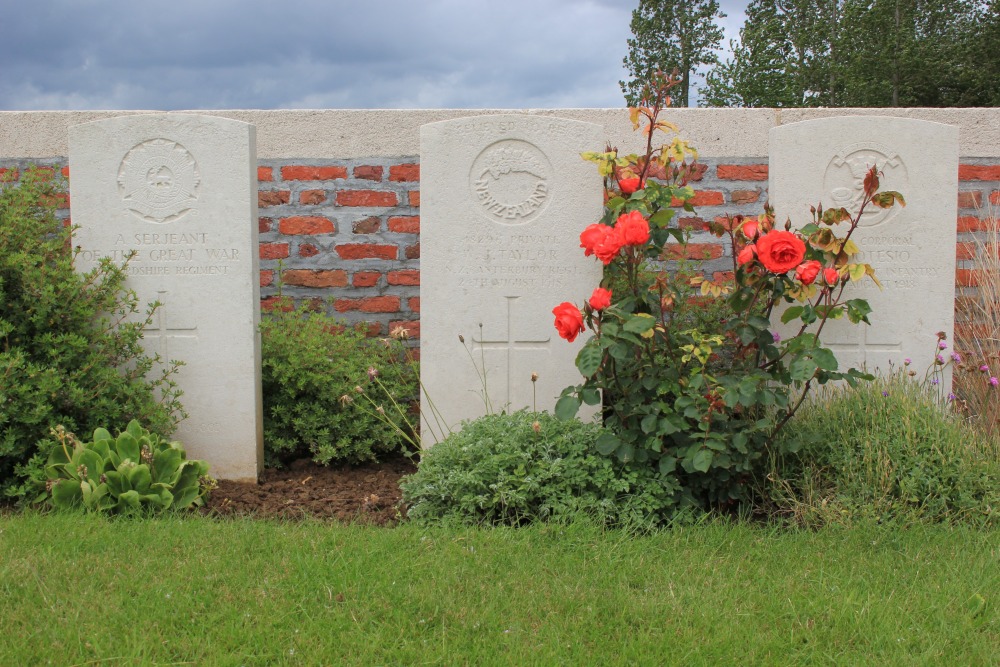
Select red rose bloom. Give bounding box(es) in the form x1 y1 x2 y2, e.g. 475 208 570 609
737 244 756 266
615 210 650 246
795 259 822 285
589 287 613 311
579 223 607 257
619 177 643 195
580 223 623 264
552 302 585 342
823 267 840 286
755 230 806 274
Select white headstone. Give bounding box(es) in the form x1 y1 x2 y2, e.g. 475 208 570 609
770 117 959 382
69 114 263 480
420 115 603 442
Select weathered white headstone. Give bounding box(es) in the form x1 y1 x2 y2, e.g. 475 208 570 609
420 115 603 442
770 117 959 382
69 114 263 480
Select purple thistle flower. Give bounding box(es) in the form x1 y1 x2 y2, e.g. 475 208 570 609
904 358 912 366
939 341 948 350
980 364 990 373
935 355 944 365
948 393 956 401
881 391 889 397
772 332 781 343
951 353 962 363
991 376 999 387
931 378 940 385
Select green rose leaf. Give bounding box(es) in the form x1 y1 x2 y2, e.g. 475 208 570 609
640 414 658 434
623 313 656 335
554 394 582 421
595 432 620 456
576 344 603 378
845 299 873 324
790 356 818 382
691 449 713 473
615 442 636 463
580 387 601 406
812 347 839 371
781 305 804 324
658 456 677 474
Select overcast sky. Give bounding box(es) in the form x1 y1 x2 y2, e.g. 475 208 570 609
0 1 748 111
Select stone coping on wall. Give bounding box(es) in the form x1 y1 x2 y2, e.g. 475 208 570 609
1 108 998 159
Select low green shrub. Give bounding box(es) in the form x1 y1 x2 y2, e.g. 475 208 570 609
400 411 681 526
260 297 417 466
768 371 999 525
32 420 214 514
0 168 183 499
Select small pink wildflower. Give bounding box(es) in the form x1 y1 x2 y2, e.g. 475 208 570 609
772 332 781 343
951 353 962 363
904 358 912 365
991 376 999 387
939 341 948 350
980 364 990 373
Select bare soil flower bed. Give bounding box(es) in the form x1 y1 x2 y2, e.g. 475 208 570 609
201 454 416 525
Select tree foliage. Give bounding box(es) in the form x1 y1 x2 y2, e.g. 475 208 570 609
701 0 997 107
621 0 726 108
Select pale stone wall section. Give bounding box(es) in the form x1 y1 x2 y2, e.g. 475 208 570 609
3 108 999 159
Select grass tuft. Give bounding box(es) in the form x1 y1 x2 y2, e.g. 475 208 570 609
955 199 1000 433
768 370 999 527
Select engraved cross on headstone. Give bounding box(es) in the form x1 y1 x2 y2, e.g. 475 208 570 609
472 296 551 405
143 290 198 361
826 326 901 366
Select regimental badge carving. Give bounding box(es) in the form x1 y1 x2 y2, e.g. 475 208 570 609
824 142 908 228
118 139 200 224
470 140 552 225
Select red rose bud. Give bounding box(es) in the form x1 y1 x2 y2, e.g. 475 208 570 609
823 267 840 286
552 302 585 342
619 177 643 195
589 287 613 311
741 219 759 240
615 210 650 246
755 230 806 274
737 244 756 266
795 259 821 285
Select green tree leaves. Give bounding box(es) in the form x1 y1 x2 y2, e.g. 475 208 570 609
701 0 997 108
621 0 727 107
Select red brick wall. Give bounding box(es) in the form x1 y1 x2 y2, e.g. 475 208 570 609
4 156 998 343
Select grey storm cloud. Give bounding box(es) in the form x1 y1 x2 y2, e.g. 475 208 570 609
0 0 748 110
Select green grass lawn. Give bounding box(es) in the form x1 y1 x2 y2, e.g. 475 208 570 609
1 513 996 665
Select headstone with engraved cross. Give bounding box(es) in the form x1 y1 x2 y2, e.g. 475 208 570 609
69 114 263 480
420 115 603 443
143 290 199 360
770 117 959 386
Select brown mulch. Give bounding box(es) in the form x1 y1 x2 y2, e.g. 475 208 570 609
200 454 417 525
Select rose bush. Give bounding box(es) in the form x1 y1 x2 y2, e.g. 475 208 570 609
553 72 904 513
